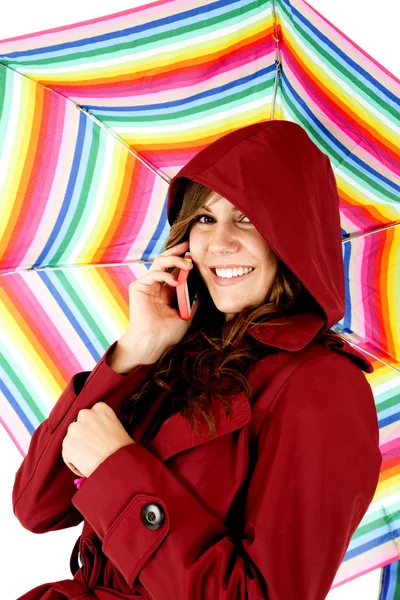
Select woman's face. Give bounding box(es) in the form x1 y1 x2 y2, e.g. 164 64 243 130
189 191 280 321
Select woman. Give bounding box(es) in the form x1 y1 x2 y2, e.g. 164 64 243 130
12 120 382 600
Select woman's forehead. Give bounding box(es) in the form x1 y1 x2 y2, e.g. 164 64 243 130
203 191 237 210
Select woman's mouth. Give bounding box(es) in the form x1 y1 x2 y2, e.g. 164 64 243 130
209 268 255 286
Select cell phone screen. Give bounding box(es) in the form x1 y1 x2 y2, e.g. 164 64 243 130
171 252 198 315
186 266 197 308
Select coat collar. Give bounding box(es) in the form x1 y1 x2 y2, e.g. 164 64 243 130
146 312 326 461
247 311 326 351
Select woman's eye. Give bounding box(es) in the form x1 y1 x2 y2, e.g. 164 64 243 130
193 214 252 224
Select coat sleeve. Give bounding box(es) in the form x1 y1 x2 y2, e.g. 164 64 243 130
12 341 157 534
71 354 382 600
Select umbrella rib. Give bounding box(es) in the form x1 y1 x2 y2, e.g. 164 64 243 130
0 61 170 185
2 221 400 275
78 106 170 184
0 259 158 276
342 221 400 242
332 327 400 373
271 0 282 121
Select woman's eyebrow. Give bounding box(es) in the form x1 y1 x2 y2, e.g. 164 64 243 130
200 205 241 212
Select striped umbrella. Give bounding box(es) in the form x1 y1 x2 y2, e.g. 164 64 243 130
0 0 399 595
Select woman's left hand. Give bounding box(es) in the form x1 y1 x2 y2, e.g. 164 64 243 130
62 402 135 478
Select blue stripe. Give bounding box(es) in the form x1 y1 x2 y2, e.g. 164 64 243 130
0 362 46 423
0 365 38 434
0 0 258 60
379 410 400 429
344 529 395 560
342 241 352 332
43 271 110 356
88 67 272 116
34 112 88 267
379 562 399 600
143 189 171 260
39 271 105 362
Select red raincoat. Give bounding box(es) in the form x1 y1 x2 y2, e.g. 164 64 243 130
13 121 382 600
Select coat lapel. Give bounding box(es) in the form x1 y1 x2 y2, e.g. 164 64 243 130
140 312 327 462
145 389 251 461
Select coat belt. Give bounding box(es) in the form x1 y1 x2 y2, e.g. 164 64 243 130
28 579 143 599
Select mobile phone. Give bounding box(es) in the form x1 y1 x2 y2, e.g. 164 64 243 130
172 250 198 320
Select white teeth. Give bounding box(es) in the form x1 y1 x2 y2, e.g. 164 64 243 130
215 267 254 278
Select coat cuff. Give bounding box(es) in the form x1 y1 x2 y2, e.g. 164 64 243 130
71 442 227 588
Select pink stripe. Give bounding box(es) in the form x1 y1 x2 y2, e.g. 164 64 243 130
334 557 397 587
339 202 374 233
380 436 400 460
0 416 25 458
114 163 154 263
67 52 270 107
9 274 84 377
9 93 66 267
52 40 273 100
363 233 379 350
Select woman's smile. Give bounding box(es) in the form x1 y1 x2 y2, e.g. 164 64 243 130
209 267 256 286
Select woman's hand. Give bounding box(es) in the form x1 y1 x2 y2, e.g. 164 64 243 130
121 239 200 361
62 403 135 478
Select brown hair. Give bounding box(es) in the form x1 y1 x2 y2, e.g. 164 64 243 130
118 180 322 439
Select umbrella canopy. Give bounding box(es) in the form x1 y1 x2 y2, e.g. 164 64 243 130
0 0 399 594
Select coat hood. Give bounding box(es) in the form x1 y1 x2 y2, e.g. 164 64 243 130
166 120 371 372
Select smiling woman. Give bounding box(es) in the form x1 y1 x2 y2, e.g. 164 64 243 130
12 120 381 600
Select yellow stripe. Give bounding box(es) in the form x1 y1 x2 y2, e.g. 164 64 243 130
0 77 36 243
89 266 129 331
26 15 271 82
84 141 128 263
123 107 275 146
388 228 400 361
0 289 62 397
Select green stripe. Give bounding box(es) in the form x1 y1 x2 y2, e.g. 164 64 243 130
52 124 101 264
0 65 7 127
350 507 385 541
377 389 400 411
54 270 110 351
0 349 47 422
67 129 108 255
104 79 272 125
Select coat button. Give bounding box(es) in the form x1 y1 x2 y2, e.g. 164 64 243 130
77 550 83 568
141 503 165 530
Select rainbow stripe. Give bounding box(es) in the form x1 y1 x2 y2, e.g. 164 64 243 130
0 0 399 592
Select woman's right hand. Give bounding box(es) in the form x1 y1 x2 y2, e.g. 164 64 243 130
119 240 200 363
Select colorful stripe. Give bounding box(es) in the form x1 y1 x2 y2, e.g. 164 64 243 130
0 0 399 591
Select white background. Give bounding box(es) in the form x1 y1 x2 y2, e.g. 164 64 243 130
1 1 398 598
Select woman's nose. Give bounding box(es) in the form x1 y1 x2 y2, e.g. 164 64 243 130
209 221 238 247
207 225 240 250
